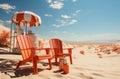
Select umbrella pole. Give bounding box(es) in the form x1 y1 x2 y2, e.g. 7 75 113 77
25 23 27 35
26 26 27 35
13 26 16 51
9 23 13 52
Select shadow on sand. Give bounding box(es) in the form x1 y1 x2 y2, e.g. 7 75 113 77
0 57 55 78
0 58 45 78
0 48 58 78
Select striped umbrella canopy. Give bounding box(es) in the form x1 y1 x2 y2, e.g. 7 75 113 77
12 11 41 27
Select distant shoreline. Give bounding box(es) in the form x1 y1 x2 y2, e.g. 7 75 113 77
64 41 120 45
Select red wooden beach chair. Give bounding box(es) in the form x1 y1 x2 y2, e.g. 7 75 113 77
49 38 73 64
16 35 53 74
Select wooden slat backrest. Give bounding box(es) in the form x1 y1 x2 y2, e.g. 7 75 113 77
49 38 63 56
16 35 35 60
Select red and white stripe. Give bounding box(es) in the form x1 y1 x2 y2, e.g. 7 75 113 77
12 11 41 27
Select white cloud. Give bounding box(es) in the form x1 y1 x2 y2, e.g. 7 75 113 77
0 3 15 10
72 0 77 2
58 0 64 1
47 0 52 3
76 10 80 13
68 19 77 25
53 19 78 27
50 30 59 34
45 14 53 17
52 24 60 27
49 1 64 9
0 3 16 13
52 10 79 27
0 20 11 25
6 20 11 24
61 15 71 19
47 0 64 9
72 10 80 16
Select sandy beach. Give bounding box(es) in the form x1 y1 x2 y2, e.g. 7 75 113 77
0 0 120 79
0 42 120 79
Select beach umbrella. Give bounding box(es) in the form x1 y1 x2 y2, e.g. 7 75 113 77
10 11 41 52
11 11 41 33
12 11 41 27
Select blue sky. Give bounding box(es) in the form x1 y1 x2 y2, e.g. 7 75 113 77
0 0 120 42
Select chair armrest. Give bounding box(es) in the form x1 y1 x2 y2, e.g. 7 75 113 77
36 48 51 50
35 48 51 54
63 48 73 50
36 48 55 58
63 48 73 54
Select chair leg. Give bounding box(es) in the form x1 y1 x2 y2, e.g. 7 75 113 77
55 57 58 64
48 59 52 70
16 61 22 69
33 56 38 74
69 55 72 64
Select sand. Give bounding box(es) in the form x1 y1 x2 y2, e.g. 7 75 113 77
0 42 120 79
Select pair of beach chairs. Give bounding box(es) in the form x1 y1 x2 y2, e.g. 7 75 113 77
16 35 73 74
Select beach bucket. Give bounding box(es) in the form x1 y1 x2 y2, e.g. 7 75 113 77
63 63 69 74
59 57 69 74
